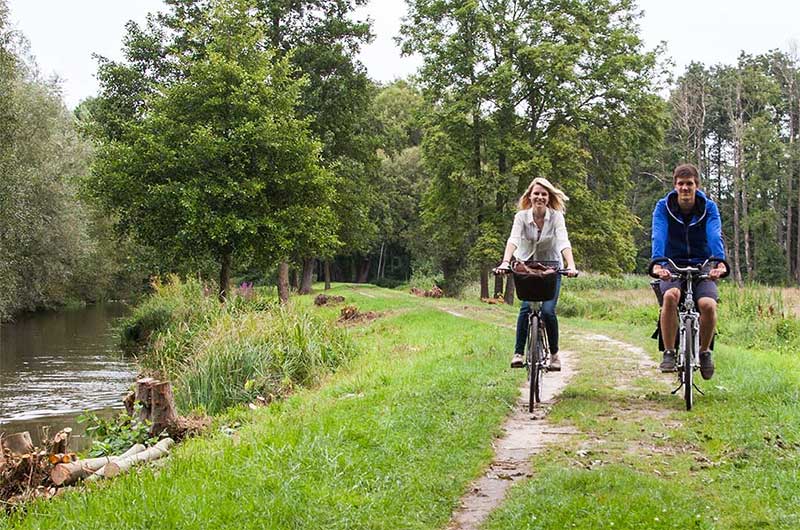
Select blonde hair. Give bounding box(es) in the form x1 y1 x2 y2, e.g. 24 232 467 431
518 177 569 212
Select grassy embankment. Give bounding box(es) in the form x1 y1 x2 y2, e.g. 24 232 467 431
486 275 800 530
2 282 521 529
3 276 800 529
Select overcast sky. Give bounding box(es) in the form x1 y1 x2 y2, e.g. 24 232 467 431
6 0 800 109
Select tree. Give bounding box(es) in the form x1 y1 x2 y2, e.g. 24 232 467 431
85 0 338 302
401 0 665 290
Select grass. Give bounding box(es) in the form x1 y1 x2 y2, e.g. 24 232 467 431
119 277 358 414
2 286 520 529
3 276 799 529
484 312 800 530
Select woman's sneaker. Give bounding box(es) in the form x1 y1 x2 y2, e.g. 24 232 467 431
699 351 715 379
510 353 524 368
549 353 561 371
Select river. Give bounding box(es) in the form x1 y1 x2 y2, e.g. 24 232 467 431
0 303 136 449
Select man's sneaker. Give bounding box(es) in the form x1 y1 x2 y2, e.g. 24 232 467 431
699 351 715 380
549 353 561 371
660 349 677 372
510 353 524 368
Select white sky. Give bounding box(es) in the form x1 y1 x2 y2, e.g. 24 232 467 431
6 0 800 109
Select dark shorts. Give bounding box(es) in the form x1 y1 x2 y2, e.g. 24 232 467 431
659 278 718 304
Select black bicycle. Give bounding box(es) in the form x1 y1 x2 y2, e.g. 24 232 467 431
496 261 573 412
648 257 729 410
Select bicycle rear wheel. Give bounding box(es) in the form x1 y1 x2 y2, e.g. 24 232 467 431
529 315 543 411
683 321 694 411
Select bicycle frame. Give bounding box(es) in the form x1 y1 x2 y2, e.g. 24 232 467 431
525 301 550 410
648 256 729 411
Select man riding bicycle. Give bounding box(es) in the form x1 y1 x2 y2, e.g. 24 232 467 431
651 163 727 380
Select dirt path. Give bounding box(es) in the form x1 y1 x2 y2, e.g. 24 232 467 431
446 350 578 530
434 302 672 530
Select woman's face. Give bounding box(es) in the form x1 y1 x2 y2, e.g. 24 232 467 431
530 184 549 209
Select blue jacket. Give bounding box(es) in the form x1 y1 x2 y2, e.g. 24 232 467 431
651 189 725 266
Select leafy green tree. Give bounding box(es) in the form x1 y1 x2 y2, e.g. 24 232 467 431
401 0 665 290
85 0 338 301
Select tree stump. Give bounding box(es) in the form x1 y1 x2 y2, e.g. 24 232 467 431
49 428 72 455
2 432 33 456
133 378 178 436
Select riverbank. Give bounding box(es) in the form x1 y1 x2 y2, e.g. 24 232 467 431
3 281 799 528
0 303 135 449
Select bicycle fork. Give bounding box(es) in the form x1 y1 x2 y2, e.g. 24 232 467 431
671 313 705 396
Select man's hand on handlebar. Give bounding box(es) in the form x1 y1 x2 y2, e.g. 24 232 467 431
708 263 727 280
652 264 673 281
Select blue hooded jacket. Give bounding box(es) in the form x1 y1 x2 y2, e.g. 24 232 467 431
651 189 725 266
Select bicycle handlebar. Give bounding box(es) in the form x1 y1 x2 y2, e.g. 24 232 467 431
492 266 578 277
647 257 730 280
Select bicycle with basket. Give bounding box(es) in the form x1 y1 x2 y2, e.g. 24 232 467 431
497 260 573 412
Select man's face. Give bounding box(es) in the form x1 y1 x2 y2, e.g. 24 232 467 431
674 176 697 208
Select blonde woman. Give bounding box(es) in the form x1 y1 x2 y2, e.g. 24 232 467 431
496 178 578 370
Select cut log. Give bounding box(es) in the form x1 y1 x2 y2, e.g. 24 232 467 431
99 438 174 479
133 378 178 436
49 427 72 454
2 431 33 456
51 444 146 486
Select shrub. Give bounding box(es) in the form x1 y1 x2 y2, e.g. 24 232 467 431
123 277 358 414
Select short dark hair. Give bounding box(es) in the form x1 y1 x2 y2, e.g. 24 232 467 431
673 163 700 186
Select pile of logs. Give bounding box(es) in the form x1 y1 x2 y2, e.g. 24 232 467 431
410 285 444 298
314 294 345 306
1 378 183 508
1 427 175 507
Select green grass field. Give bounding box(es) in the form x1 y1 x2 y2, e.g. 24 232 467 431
3 281 799 529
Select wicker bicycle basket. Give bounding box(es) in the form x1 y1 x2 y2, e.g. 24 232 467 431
512 260 559 302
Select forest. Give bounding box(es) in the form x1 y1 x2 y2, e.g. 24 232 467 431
2 0 800 319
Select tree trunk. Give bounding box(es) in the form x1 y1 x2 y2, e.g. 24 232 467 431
480 266 490 299
49 428 72 455
290 268 299 291
494 274 504 298
51 444 146 486
299 257 315 294
218 251 232 303
787 120 794 281
503 274 515 305
732 145 743 286
741 169 752 279
376 242 385 280
100 438 174 479
324 260 331 290
2 432 33 455
728 82 744 286
133 378 178 437
277 261 290 303
357 257 371 283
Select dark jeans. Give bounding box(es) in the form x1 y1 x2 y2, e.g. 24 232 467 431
514 274 561 355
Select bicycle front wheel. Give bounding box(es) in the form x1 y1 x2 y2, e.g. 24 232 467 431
527 315 542 412
683 321 694 411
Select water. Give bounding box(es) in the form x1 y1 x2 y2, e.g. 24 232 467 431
0 303 136 448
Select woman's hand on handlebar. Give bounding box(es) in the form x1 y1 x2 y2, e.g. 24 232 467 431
493 261 512 275
563 267 579 278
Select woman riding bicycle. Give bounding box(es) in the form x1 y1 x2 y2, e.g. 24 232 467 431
496 177 578 370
